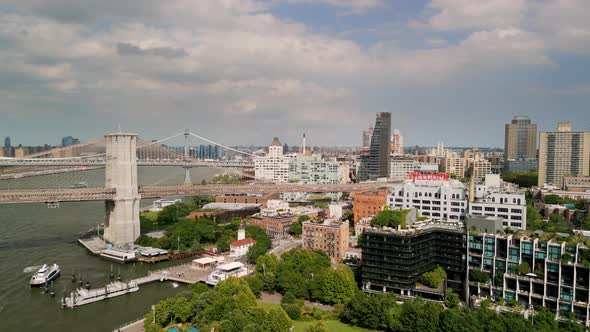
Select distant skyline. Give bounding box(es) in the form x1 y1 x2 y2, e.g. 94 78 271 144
0 1 589 147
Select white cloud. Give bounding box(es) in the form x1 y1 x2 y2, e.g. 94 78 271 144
428 0 528 31
279 0 384 15
0 0 586 146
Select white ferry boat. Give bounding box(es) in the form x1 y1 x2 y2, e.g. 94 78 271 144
63 281 138 308
30 264 61 287
205 262 248 286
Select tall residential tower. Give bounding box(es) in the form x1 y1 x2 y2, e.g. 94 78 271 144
504 115 537 172
359 112 391 181
538 122 590 188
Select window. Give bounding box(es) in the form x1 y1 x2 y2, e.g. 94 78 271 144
511 215 521 220
498 208 508 213
485 207 495 212
511 209 521 214
472 206 482 211
549 246 561 260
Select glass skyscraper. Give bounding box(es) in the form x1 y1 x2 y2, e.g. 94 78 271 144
359 112 391 181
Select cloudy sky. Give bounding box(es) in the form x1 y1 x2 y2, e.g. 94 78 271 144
0 0 589 148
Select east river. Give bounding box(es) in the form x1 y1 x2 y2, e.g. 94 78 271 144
0 167 219 331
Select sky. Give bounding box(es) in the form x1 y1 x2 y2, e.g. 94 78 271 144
0 0 589 148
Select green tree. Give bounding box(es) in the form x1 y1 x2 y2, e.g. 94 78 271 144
532 307 558 331
501 172 538 188
261 307 292 332
298 215 311 223
340 291 397 330
245 226 272 264
421 266 447 288
544 194 565 205
192 195 215 209
288 221 302 236
305 320 328 332
518 262 531 275
371 209 410 228
244 275 264 298
309 265 357 305
438 309 472 332
469 269 489 283
445 289 460 309
281 292 304 320
397 298 442 332
549 213 565 224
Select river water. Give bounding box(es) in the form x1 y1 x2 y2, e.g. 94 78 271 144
0 167 219 331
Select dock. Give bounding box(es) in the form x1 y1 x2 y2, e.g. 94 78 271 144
62 262 216 309
78 237 106 255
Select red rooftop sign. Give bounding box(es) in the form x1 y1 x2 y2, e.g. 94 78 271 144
407 172 450 181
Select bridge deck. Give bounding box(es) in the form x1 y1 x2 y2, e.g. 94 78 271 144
0 181 399 203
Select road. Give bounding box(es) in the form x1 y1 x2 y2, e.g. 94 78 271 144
269 238 302 257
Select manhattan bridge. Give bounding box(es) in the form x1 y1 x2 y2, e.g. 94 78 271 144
0 130 395 244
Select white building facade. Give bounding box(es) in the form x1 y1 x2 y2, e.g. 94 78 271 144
387 175 468 221
254 138 290 183
469 192 526 230
288 155 341 184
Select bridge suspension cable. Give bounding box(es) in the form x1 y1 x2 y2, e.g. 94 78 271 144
188 132 257 157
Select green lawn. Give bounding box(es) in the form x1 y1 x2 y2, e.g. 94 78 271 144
257 302 377 332
293 320 378 332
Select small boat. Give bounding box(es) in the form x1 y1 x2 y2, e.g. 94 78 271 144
30 264 61 287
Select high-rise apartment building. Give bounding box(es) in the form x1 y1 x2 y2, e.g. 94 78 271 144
470 155 493 182
442 152 467 179
254 138 290 183
4 136 10 148
362 126 373 148
359 112 391 181
504 116 537 161
391 129 404 155
61 136 80 147
538 122 590 188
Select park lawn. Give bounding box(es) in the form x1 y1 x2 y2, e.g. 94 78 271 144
257 302 377 332
292 320 378 332
141 211 158 222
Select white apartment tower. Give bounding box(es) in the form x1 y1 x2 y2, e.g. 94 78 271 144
255 138 290 183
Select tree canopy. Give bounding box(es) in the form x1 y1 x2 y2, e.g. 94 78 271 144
501 172 538 188
371 209 410 228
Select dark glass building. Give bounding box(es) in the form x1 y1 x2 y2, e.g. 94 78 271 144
362 224 467 299
359 112 391 181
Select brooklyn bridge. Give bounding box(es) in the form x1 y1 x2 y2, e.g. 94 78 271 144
0 130 396 244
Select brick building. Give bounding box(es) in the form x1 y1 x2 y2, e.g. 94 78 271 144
302 219 349 262
250 215 298 239
353 190 387 223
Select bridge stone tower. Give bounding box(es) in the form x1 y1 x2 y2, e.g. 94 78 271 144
103 133 141 244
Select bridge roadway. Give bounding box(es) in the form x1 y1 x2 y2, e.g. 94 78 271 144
0 158 254 168
0 181 398 203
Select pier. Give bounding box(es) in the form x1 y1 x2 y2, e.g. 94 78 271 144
62 262 217 309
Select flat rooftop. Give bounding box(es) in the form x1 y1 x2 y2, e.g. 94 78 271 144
365 221 465 235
